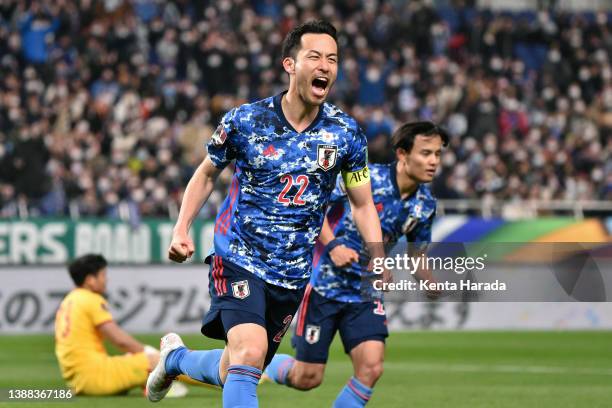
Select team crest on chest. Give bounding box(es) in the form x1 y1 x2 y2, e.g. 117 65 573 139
413 203 422 218
317 144 338 171
305 325 321 344
231 280 250 299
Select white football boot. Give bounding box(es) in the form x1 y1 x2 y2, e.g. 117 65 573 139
146 333 186 402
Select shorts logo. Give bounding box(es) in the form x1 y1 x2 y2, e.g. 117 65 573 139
211 125 227 146
305 325 320 344
231 280 250 299
317 144 338 171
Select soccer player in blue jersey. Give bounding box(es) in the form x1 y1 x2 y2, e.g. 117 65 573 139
263 121 448 407
145 21 386 407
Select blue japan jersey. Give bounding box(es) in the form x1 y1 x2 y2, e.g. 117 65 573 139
311 163 437 302
206 92 368 289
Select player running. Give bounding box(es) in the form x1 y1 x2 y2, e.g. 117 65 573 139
146 21 386 407
54 254 187 397
264 121 448 407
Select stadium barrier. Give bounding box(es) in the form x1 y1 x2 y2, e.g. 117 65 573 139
2 265 612 334
0 216 610 265
1 217 610 333
0 219 214 264
438 199 612 219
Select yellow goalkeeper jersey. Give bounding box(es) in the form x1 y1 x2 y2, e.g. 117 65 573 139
54 288 113 379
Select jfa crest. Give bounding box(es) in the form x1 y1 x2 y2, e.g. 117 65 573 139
231 280 250 299
305 325 321 344
317 144 338 171
211 124 227 146
413 203 422 218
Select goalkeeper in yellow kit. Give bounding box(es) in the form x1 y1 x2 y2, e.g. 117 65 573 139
54 254 187 396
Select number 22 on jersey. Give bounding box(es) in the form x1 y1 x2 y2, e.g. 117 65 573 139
277 175 309 205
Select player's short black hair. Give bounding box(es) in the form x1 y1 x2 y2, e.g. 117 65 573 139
68 254 107 286
392 121 450 153
281 20 338 59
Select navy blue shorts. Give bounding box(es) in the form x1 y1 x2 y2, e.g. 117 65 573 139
202 256 305 366
292 285 388 364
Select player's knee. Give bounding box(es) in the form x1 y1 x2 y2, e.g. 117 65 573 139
233 344 267 367
355 361 384 386
293 369 323 391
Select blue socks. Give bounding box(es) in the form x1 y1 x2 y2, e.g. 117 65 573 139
164 348 266 407
165 347 223 386
223 365 261 408
264 354 295 386
333 377 373 407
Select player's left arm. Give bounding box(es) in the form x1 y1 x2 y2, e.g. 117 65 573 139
344 182 383 249
341 125 387 279
344 181 388 283
345 181 392 285
97 320 145 353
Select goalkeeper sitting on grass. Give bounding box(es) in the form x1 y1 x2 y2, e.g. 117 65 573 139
54 254 187 397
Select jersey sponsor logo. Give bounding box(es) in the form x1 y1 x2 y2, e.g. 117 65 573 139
317 144 338 171
231 280 250 299
305 324 321 344
211 125 228 146
342 166 370 188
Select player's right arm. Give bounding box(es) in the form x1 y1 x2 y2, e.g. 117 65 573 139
97 321 145 353
170 109 237 263
169 156 222 263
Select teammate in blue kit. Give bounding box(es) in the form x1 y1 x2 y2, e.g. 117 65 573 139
264 121 448 407
145 21 386 407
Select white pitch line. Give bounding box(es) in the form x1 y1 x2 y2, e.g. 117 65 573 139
388 363 612 376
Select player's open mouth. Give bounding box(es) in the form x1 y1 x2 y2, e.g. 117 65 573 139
311 77 329 97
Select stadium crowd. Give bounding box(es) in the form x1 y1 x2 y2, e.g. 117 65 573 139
0 0 610 219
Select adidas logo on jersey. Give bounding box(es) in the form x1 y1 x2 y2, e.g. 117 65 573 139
263 145 277 157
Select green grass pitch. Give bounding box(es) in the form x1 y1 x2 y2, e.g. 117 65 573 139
0 331 611 407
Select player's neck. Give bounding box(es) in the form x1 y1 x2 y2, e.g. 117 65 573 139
282 89 319 132
79 283 101 294
79 285 94 293
395 161 419 199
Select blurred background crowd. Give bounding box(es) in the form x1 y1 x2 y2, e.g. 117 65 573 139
0 0 610 220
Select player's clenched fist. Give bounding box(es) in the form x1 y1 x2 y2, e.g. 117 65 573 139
329 245 359 268
168 232 194 263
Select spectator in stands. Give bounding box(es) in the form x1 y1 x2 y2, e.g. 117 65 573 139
0 0 609 219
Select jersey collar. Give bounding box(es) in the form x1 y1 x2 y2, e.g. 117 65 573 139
273 91 325 134
391 161 419 201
